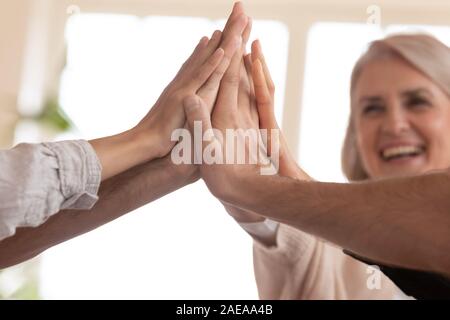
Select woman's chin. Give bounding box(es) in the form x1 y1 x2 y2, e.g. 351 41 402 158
375 156 428 178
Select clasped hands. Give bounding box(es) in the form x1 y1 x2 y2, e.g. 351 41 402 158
101 2 310 224
178 4 309 223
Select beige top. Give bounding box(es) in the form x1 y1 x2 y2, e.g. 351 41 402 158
252 223 411 300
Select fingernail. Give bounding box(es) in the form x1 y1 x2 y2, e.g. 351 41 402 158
231 2 237 14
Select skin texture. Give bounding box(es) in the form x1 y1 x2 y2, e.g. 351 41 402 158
0 2 249 269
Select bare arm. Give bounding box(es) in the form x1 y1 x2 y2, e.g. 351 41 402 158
220 169 450 278
0 156 198 269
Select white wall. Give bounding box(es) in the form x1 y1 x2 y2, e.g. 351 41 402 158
3 0 450 149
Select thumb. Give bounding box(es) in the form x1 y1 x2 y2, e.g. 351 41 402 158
183 94 212 133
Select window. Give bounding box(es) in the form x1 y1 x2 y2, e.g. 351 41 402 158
299 22 450 183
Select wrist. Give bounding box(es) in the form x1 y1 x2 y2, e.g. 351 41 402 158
219 166 261 205
278 153 310 181
89 130 154 180
162 154 200 186
128 126 166 162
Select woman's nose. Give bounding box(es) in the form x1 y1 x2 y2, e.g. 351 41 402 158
381 107 410 135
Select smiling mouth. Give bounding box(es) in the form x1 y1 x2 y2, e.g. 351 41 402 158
380 145 426 162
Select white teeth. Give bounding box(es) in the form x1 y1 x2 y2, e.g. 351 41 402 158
382 146 423 160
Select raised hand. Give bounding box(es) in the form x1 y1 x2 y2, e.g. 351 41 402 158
133 3 249 160
91 3 250 181
181 22 272 207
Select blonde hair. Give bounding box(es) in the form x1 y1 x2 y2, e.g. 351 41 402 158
342 33 450 181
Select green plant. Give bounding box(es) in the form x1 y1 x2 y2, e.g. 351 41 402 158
33 97 73 132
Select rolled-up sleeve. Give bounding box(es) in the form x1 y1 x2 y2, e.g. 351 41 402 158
0 140 102 241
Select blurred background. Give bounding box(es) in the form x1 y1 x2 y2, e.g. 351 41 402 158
0 0 449 299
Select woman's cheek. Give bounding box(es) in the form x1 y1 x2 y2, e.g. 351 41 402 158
415 114 450 169
356 128 378 174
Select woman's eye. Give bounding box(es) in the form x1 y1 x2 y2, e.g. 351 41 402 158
363 105 383 115
407 97 429 108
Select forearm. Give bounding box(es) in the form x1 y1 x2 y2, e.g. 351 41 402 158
230 169 450 277
0 157 198 268
89 128 160 181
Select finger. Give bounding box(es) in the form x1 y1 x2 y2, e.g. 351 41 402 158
252 58 281 157
237 17 253 94
197 30 222 65
218 14 248 72
252 58 277 130
197 14 246 97
244 53 254 97
205 30 222 57
209 29 222 46
234 17 252 112
251 40 275 96
174 4 246 88
198 33 242 89
242 17 252 53
220 2 247 55
180 30 222 81
191 47 225 88
215 37 243 114
183 95 214 161
243 53 260 132
223 1 245 32
194 7 248 110
184 95 212 131
178 30 222 84
233 1 245 15
176 36 209 78
190 36 209 60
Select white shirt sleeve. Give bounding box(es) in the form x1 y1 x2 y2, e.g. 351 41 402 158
238 219 279 247
0 140 102 241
